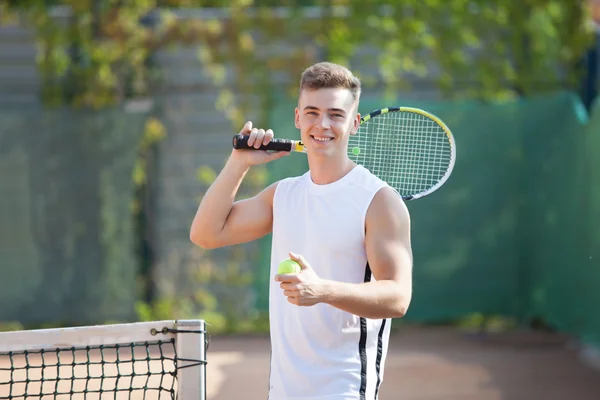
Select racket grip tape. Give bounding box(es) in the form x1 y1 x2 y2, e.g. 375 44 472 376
232 134 293 152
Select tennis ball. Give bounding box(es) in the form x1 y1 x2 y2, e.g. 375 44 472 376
278 258 301 275
352 147 360 156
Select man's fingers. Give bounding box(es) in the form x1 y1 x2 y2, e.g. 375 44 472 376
263 129 274 145
247 128 258 146
253 129 266 149
239 121 253 135
238 123 276 152
277 274 299 284
289 252 309 269
279 281 296 290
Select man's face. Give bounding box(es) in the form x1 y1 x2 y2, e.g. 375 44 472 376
295 87 360 158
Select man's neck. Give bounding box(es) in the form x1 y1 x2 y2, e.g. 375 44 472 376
308 155 356 185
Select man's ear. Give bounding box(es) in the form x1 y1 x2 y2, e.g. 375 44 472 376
351 113 361 135
294 107 300 129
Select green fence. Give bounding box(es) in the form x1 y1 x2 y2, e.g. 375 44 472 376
257 91 600 346
0 107 146 326
522 96 600 346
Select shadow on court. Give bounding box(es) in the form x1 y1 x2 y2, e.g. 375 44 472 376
206 325 600 400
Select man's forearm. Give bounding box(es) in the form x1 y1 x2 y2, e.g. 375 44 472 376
190 155 249 247
320 279 410 320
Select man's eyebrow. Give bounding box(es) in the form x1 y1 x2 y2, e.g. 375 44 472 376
303 105 347 113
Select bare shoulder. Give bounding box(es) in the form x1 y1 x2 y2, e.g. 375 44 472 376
366 186 411 233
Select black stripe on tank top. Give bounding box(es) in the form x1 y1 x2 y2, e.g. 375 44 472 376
374 318 387 399
358 264 371 400
359 263 388 400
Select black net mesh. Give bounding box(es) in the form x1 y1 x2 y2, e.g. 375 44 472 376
0 340 178 400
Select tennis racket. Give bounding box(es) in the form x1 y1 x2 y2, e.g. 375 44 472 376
232 106 456 201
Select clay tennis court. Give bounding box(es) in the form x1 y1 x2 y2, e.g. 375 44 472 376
206 326 600 400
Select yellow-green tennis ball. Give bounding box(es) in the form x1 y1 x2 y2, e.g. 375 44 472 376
278 258 301 274
352 147 360 156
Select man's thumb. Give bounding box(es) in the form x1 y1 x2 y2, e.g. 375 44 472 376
289 252 309 269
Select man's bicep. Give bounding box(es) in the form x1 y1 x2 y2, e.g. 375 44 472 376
365 187 413 283
220 181 278 245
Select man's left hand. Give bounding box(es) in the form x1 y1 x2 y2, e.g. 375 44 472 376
274 252 326 307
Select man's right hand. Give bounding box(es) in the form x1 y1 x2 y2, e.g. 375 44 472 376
231 121 289 166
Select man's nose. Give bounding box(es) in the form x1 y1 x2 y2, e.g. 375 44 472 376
319 116 331 129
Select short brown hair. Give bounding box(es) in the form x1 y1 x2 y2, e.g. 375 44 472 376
299 62 361 101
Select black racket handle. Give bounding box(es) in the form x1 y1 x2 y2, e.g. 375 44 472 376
232 134 294 152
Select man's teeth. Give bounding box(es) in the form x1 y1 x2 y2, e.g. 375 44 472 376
313 137 332 142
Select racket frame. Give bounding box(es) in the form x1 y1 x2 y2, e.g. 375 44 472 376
360 106 456 200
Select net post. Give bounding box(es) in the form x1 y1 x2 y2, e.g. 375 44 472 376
175 319 207 400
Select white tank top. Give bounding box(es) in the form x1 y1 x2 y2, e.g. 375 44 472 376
268 164 392 400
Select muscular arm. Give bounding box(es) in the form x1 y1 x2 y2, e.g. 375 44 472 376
320 187 413 319
190 155 278 249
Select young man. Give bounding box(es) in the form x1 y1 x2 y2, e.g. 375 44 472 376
190 62 413 399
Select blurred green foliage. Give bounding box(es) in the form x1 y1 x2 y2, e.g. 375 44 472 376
2 1 595 116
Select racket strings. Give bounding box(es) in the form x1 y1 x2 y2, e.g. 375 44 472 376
349 111 452 196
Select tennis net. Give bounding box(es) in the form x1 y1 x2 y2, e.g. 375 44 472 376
0 320 207 400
